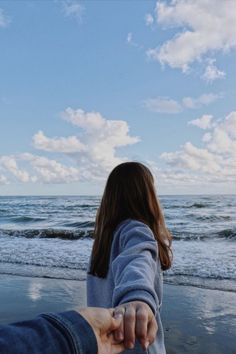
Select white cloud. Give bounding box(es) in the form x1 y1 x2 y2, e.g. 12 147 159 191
182 93 220 109
145 93 220 114
202 59 225 82
188 115 213 129
161 142 218 172
62 0 84 22
202 132 212 142
0 108 140 185
2 105 235 190
206 111 236 154
62 108 140 174
151 164 216 187
0 8 10 28
62 108 139 147
161 111 236 183
147 0 236 72
33 130 86 153
0 174 8 184
0 156 30 183
21 153 80 184
144 97 182 113
145 13 154 26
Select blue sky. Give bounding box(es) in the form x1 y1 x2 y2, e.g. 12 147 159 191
0 0 236 195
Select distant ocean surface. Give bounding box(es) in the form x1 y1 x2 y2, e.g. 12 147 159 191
0 195 235 292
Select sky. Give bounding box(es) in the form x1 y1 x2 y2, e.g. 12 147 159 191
0 0 236 195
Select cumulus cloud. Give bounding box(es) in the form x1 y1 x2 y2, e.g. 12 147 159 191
0 174 8 185
162 142 221 173
147 0 236 74
161 111 236 183
0 8 10 28
33 130 86 153
61 0 84 22
0 156 30 183
0 108 140 185
21 153 80 184
150 163 217 187
188 115 213 129
62 108 140 174
206 112 236 154
144 93 220 114
62 108 139 147
202 59 225 82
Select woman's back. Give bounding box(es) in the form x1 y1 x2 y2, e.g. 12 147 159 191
87 219 166 354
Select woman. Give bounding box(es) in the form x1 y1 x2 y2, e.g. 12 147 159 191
87 162 172 353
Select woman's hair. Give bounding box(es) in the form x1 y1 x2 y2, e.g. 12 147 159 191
89 161 172 278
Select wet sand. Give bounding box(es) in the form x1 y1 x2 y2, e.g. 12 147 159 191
0 275 235 354
162 283 236 354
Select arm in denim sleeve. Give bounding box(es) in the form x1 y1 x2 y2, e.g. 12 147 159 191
112 221 159 314
0 310 97 354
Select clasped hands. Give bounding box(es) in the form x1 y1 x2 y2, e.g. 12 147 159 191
79 301 158 354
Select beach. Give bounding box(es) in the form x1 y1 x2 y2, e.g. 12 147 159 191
0 275 235 354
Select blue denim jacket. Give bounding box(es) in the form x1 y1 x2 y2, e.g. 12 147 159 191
0 311 97 354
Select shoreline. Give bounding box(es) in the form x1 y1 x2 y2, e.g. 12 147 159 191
0 274 235 353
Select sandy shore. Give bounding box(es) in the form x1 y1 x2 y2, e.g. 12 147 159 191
0 274 235 354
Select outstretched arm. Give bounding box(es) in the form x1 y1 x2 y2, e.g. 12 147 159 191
112 221 160 350
0 308 124 354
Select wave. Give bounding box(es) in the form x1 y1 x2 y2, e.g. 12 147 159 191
192 215 231 221
0 269 87 281
63 221 94 228
63 204 98 210
9 216 47 223
165 271 235 281
173 214 232 222
0 259 88 271
172 228 236 241
0 228 94 240
164 275 236 292
164 202 211 209
189 202 210 208
217 229 236 240
0 226 235 241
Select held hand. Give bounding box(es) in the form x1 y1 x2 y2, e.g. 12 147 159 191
79 307 125 354
113 301 158 351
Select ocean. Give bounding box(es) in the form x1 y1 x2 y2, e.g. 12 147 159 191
0 195 235 292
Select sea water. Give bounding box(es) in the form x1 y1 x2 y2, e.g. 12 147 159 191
0 195 235 292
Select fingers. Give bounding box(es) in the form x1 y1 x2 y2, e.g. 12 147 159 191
113 307 125 342
135 305 149 350
123 305 136 349
147 316 158 346
112 301 158 351
111 343 125 354
135 303 158 349
109 314 123 332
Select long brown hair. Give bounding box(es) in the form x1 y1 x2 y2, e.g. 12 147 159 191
89 162 172 278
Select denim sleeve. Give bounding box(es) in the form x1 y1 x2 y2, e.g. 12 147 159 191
0 310 97 354
112 221 159 315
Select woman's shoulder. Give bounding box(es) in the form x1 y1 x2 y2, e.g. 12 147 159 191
115 218 152 234
111 219 158 264
114 218 156 248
